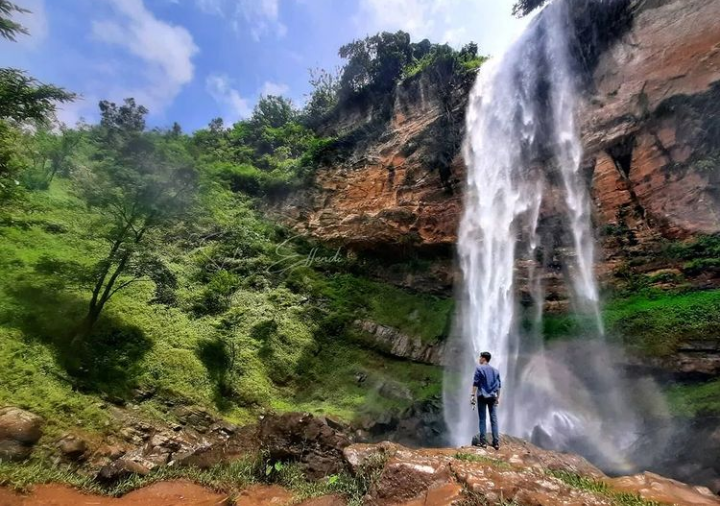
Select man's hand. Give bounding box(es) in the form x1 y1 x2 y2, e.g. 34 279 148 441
470 394 476 405
494 397 500 406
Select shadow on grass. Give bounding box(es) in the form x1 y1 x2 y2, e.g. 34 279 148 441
1 279 152 399
196 336 237 413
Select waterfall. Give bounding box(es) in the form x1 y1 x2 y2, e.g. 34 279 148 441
443 0 668 472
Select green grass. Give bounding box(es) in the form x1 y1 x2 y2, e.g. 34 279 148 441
538 289 720 357
454 452 512 470
604 290 720 356
0 179 443 446
311 272 453 344
548 470 661 506
666 379 720 417
0 455 377 506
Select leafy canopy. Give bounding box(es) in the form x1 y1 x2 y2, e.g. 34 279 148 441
0 0 28 41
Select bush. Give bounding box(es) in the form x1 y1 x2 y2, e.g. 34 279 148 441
682 258 720 276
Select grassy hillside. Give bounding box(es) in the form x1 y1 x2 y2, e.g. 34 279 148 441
542 288 720 357
0 178 444 440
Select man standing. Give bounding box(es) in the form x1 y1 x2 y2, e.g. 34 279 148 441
470 351 502 450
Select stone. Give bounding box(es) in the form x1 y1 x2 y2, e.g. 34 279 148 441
56 434 88 461
377 380 413 402
0 407 43 461
259 412 351 479
97 458 151 483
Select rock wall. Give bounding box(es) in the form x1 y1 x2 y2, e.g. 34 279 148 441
273 0 720 282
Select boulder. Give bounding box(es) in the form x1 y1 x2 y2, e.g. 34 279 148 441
57 434 89 462
259 413 351 479
0 407 43 461
96 457 151 483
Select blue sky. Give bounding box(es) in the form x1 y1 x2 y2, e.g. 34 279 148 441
3 0 530 131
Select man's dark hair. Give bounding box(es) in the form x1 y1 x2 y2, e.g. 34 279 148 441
480 351 492 362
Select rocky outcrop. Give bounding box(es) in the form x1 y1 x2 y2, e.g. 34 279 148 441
273 68 469 261
0 407 43 461
272 0 720 290
259 412 351 479
354 319 446 365
344 439 720 505
585 0 720 241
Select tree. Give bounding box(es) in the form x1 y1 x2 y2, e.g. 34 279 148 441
0 68 75 123
24 125 82 188
512 0 548 17
251 95 295 129
337 31 413 99
303 67 340 125
72 98 197 341
0 2 75 197
0 0 28 41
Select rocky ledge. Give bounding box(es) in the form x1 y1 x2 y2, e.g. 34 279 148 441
345 440 720 506
3 408 719 505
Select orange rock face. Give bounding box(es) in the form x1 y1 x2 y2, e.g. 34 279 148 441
585 0 720 239
274 0 720 277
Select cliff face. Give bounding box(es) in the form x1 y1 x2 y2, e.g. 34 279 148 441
585 0 720 241
275 0 720 280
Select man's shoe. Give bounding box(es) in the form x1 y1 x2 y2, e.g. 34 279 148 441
492 442 500 451
471 434 488 448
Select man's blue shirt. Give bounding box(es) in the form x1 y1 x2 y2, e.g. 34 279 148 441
473 363 501 397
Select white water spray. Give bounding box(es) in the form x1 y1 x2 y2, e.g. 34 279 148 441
444 0 668 472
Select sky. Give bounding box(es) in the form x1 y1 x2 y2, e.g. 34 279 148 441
2 0 531 131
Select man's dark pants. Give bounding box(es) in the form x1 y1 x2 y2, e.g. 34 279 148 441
476 396 499 446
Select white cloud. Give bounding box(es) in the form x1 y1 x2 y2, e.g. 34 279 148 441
355 0 532 57
13 0 48 48
91 0 199 114
195 0 287 40
206 74 252 123
355 0 439 41
260 81 289 97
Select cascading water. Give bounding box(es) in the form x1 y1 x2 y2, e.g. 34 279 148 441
443 0 669 472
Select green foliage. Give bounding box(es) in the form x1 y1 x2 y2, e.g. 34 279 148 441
297 272 453 344
192 97 331 196
0 451 383 506
252 95 296 129
0 0 28 41
664 234 720 261
539 289 720 357
0 69 76 123
338 31 413 98
303 67 341 126
71 98 198 341
1 174 440 433
402 42 487 80
0 120 28 196
512 0 549 17
604 290 720 356
334 32 484 107
682 258 720 276
666 379 720 417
